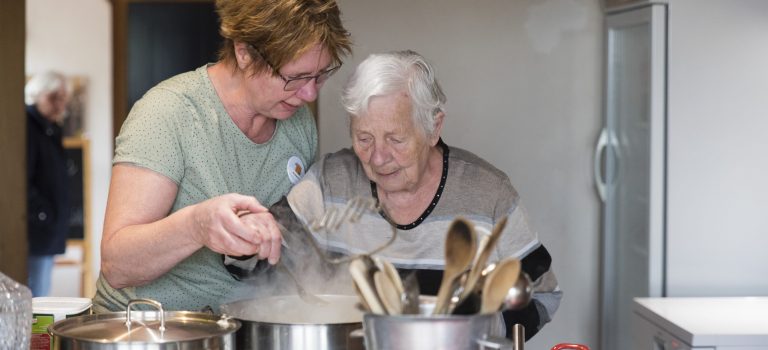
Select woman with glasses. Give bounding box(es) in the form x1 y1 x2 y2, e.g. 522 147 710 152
93 0 351 313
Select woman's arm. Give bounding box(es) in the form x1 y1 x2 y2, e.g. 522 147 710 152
100 164 281 288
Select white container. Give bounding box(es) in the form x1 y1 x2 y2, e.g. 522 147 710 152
31 297 91 350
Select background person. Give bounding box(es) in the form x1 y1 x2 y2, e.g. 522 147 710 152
26 71 71 297
231 50 561 339
93 0 351 313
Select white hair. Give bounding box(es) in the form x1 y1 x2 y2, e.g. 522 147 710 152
341 50 446 136
25 71 67 106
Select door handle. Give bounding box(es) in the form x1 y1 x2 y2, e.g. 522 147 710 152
594 128 609 202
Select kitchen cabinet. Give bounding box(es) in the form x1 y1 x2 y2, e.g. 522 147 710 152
632 297 768 350
597 1 768 349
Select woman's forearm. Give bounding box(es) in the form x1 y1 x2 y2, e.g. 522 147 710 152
101 204 202 288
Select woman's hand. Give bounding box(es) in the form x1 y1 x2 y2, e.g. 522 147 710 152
190 193 283 264
237 211 283 264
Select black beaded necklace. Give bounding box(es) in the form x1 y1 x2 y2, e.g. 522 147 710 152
370 139 449 230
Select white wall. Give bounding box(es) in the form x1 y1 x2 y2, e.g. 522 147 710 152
26 0 112 294
666 0 768 296
321 0 603 346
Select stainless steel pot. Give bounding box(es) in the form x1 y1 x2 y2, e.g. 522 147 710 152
221 294 363 350
49 299 240 350
363 312 514 350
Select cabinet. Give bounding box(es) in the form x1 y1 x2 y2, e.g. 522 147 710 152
598 1 768 349
632 297 768 350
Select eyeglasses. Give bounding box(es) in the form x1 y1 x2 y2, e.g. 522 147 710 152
249 45 341 91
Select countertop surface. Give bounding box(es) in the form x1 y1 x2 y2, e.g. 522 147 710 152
634 297 768 346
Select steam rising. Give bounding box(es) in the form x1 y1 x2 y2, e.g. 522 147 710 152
223 202 355 309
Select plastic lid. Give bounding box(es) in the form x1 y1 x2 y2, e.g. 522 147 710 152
33 297 92 315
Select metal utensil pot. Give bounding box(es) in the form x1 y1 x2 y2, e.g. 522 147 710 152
49 299 240 350
363 312 513 350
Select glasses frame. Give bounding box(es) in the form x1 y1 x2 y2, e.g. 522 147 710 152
248 44 341 91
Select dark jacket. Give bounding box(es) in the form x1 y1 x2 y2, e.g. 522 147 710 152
27 105 70 256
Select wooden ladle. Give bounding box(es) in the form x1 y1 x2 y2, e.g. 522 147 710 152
460 216 508 301
480 258 522 314
433 218 477 315
349 256 385 314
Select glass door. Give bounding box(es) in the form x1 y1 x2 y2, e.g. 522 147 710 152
597 4 667 350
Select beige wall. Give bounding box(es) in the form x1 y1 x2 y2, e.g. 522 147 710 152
0 0 27 283
321 0 603 346
26 0 112 293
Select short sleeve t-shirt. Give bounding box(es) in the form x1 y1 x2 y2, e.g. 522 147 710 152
92 64 317 313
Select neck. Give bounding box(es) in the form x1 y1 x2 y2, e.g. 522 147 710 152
208 63 275 143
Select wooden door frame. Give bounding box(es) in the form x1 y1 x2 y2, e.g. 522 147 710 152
112 0 213 140
0 0 27 283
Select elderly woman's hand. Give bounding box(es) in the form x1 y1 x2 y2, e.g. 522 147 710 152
190 193 282 264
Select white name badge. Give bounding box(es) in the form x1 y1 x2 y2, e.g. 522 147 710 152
286 156 306 184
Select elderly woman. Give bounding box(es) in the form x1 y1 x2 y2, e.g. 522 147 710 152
231 50 561 339
93 0 351 313
25 71 71 297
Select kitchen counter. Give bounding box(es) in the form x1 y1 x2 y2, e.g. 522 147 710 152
633 297 768 348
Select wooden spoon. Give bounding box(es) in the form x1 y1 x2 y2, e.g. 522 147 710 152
460 217 508 301
433 218 477 315
374 270 402 315
480 258 522 314
349 257 385 314
379 259 404 296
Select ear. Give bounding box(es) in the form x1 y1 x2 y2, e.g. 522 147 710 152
429 111 445 146
234 41 252 70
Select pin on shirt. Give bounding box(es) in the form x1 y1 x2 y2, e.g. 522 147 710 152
286 156 306 184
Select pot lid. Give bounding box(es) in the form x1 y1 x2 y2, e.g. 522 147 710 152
50 298 239 344
50 310 240 343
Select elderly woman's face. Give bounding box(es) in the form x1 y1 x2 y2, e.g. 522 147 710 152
37 87 69 123
351 93 438 193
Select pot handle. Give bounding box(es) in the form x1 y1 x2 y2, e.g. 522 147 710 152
550 344 590 350
125 298 166 332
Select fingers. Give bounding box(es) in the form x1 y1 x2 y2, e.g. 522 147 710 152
239 212 282 264
190 194 284 262
229 193 269 215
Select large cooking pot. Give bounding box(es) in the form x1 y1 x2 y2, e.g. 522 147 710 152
221 294 363 350
49 299 240 349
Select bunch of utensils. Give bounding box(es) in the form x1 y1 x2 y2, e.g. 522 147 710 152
348 216 534 316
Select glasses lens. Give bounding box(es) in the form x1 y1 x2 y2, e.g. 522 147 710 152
284 77 311 91
282 66 340 91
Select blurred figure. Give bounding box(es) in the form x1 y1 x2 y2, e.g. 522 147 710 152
25 71 71 297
